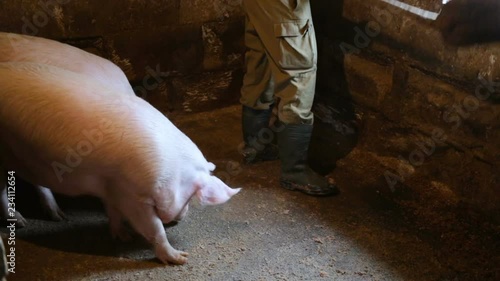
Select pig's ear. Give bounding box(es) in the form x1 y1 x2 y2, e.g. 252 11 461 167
195 175 241 206
207 162 216 172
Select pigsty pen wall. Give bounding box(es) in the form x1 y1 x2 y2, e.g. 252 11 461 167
0 0 499 280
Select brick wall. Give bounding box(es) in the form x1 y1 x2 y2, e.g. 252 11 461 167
333 0 499 221
0 0 245 113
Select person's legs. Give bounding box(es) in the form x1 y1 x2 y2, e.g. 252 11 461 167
240 3 279 164
243 0 339 196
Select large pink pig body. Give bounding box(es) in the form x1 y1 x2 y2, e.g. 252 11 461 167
0 62 240 264
0 32 134 95
0 32 135 227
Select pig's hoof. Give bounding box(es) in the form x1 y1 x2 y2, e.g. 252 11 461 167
157 248 189 265
2 211 28 228
16 212 28 228
45 207 67 222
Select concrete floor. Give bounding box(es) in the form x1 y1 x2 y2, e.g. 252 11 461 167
2 105 499 281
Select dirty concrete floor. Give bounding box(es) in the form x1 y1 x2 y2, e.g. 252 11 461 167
2 105 499 281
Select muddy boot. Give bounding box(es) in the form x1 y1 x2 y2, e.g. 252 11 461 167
241 106 279 164
277 123 340 196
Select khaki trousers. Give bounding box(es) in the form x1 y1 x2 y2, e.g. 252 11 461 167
240 0 318 125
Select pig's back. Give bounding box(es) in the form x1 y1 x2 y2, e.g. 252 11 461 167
0 62 165 193
0 32 133 96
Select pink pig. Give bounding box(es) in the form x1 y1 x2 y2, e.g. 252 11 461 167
0 61 240 265
0 32 135 227
0 32 134 95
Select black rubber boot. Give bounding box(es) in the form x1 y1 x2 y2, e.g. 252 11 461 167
277 123 340 196
241 106 279 164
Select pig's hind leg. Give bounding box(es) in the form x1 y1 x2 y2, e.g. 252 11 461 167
34 185 66 221
120 202 189 265
0 180 27 227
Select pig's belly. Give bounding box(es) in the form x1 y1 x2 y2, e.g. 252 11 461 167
2 141 110 198
14 162 109 198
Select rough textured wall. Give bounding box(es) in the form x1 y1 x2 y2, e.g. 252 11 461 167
0 0 245 113
328 0 500 222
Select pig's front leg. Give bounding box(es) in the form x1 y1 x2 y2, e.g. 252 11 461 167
121 202 188 265
34 186 66 221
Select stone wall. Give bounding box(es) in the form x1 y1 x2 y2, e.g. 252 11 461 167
332 0 500 221
0 0 245 113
